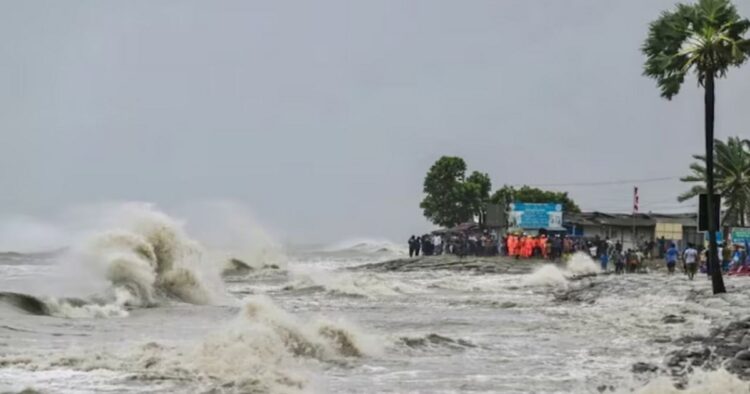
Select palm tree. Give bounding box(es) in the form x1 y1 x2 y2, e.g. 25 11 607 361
679 137 750 227
643 0 750 294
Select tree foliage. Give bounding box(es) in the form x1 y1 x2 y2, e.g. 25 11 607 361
642 0 750 99
490 185 581 213
679 137 750 226
420 157 492 227
643 0 750 295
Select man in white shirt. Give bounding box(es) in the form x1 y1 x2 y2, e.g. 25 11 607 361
683 243 699 280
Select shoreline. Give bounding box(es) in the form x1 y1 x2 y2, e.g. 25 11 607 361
354 254 671 274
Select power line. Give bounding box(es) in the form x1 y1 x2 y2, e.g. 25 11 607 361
586 203 697 212
522 176 679 188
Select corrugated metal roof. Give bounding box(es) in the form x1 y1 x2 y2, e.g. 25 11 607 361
564 212 697 228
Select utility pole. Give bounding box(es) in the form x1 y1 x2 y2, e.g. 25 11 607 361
633 186 639 249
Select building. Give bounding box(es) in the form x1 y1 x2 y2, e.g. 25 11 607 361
563 212 700 249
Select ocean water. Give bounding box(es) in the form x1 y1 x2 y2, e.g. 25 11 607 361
1 205 750 393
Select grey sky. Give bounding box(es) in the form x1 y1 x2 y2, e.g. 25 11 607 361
1 1 750 244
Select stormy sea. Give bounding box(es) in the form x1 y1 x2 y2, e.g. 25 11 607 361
2 203 750 393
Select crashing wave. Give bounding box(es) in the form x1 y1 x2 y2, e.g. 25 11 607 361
0 296 379 392
74 205 225 308
0 204 229 318
0 290 133 318
522 252 600 288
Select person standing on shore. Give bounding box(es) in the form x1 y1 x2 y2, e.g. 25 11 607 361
415 236 421 256
665 243 679 274
408 235 416 257
615 251 625 274
600 250 609 271
721 243 732 273
683 243 698 280
658 236 666 259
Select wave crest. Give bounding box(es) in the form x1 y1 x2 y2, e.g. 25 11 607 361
74 204 224 308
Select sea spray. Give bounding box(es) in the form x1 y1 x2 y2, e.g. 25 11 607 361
522 264 569 287
566 252 600 275
522 253 599 288
176 201 289 272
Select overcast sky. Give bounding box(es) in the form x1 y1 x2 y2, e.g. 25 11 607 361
1 0 750 244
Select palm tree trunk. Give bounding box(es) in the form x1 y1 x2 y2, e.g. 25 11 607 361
705 73 726 294
742 205 746 227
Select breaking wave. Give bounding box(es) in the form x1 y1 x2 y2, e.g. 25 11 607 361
72 204 226 308
0 290 132 318
236 295 380 359
566 252 600 275
0 203 230 318
522 252 600 288
522 264 569 287
0 296 379 393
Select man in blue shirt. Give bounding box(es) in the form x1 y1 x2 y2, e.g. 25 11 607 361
665 243 679 274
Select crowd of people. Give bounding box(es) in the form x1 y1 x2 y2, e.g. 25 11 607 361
664 241 750 279
409 232 626 261
407 232 656 274
407 229 750 279
408 231 500 257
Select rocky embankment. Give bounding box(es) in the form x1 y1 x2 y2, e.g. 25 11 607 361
631 316 750 388
352 255 548 274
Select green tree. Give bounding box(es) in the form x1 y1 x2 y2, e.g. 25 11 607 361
466 171 492 224
490 185 581 213
420 157 492 227
679 137 750 227
643 0 750 294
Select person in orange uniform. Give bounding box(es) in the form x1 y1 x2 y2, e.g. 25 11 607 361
539 235 548 259
522 235 533 258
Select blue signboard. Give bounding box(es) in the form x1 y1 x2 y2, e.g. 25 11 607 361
731 228 750 245
509 202 563 229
